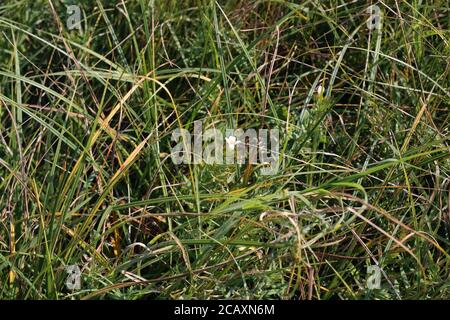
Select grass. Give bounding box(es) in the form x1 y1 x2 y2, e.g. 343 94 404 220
0 0 449 299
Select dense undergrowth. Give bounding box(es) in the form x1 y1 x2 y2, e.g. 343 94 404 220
0 0 449 299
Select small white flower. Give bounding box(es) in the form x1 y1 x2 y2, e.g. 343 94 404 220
316 84 324 96
225 135 239 150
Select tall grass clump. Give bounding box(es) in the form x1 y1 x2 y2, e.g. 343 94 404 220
0 0 449 299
